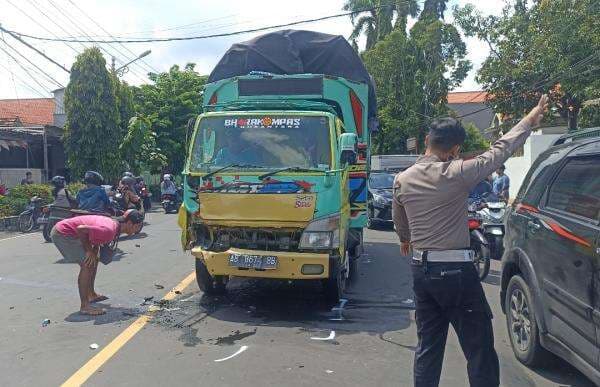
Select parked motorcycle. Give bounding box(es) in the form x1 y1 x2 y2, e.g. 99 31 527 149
18 196 46 233
477 200 507 260
468 201 491 281
161 193 179 214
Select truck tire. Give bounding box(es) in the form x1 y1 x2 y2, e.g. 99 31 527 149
505 275 552 367
323 258 345 303
195 258 225 295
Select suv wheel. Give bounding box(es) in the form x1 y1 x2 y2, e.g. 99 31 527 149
505 275 551 367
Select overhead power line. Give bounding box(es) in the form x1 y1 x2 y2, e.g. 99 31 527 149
0 36 63 87
2 5 396 44
66 0 159 74
0 24 70 73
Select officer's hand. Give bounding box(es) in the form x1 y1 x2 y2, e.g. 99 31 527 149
525 94 549 128
400 241 411 256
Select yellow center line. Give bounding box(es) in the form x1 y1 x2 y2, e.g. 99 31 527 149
61 271 196 387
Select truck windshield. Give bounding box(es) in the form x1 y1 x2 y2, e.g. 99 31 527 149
189 115 331 171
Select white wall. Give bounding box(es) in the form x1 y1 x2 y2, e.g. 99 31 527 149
505 133 562 199
0 168 43 189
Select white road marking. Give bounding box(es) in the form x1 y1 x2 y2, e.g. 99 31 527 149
214 346 249 362
0 233 36 242
310 330 335 341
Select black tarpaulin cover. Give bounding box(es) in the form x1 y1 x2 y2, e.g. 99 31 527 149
208 29 376 119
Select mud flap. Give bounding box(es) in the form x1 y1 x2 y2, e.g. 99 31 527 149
177 205 189 250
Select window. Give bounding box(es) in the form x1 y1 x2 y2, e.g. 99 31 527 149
546 156 600 220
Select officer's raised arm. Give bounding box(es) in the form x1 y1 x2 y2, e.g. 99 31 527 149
460 95 548 189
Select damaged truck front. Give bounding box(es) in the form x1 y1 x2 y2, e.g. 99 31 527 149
178 30 377 301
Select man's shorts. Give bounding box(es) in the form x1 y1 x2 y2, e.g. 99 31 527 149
51 228 85 264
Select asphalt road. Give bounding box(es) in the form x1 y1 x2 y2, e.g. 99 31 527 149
0 211 594 386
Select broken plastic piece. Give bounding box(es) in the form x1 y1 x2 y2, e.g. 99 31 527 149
90 343 99 350
42 318 50 327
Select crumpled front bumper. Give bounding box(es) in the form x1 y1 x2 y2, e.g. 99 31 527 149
191 247 330 279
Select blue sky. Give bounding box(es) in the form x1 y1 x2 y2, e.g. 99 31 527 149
0 0 503 99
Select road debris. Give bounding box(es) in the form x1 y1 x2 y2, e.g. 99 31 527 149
9 306 14 310
141 296 154 305
310 330 335 341
214 345 248 362
41 318 50 327
174 290 181 294
135 244 141 247
154 284 164 289
89 343 99 350
326 370 334 374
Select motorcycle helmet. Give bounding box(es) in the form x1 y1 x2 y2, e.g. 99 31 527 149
123 171 134 178
50 175 66 188
163 174 171 181
121 175 136 187
84 171 104 186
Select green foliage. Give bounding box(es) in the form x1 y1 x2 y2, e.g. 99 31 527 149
343 0 420 49
113 75 135 140
454 0 600 129
462 123 489 153
0 184 53 217
0 196 28 217
120 116 168 174
64 47 122 181
133 64 207 174
579 104 600 128
363 4 470 154
7 184 52 204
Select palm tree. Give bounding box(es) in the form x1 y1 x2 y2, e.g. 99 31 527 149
343 0 381 50
421 0 447 20
394 0 420 32
343 0 421 50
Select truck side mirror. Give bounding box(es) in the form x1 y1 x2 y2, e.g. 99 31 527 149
186 117 196 147
339 133 358 165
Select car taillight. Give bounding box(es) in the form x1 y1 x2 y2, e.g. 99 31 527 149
468 219 481 230
208 92 218 105
349 90 363 137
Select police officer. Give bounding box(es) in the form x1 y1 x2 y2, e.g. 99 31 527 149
392 95 548 387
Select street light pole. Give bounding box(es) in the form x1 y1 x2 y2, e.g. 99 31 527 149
113 50 152 77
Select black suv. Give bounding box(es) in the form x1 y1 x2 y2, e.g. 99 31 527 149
501 128 600 384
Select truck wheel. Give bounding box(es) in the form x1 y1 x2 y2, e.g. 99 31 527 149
505 275 552 367
323 258 345 303
195 259 225 295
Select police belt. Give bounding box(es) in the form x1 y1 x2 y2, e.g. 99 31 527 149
413 249 474 263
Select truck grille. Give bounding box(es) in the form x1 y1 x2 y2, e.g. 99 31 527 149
196 225 302 252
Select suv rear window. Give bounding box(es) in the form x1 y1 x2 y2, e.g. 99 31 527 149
546 156 600 220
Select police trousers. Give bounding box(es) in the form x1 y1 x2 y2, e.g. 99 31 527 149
411 261 499 387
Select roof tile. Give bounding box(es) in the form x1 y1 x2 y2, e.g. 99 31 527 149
0 98 55 126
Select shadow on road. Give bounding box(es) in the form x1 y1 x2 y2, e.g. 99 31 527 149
64 302 140 325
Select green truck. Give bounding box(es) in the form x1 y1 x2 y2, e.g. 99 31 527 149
178 30 377 301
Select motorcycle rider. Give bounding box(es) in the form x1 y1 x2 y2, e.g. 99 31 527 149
136 176 152 211
160 174 177 197
50 176 75 208
77 171 110 213
118 175 141 210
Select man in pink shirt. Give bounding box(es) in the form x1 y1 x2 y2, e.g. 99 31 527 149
51 210 144 315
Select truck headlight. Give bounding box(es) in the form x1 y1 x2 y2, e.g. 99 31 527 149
373 194 388 207
299 214 340 250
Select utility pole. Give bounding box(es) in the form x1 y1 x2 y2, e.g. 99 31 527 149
111 56 116 72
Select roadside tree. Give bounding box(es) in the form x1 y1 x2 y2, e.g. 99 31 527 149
64 47 122 180
133 64 207 174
